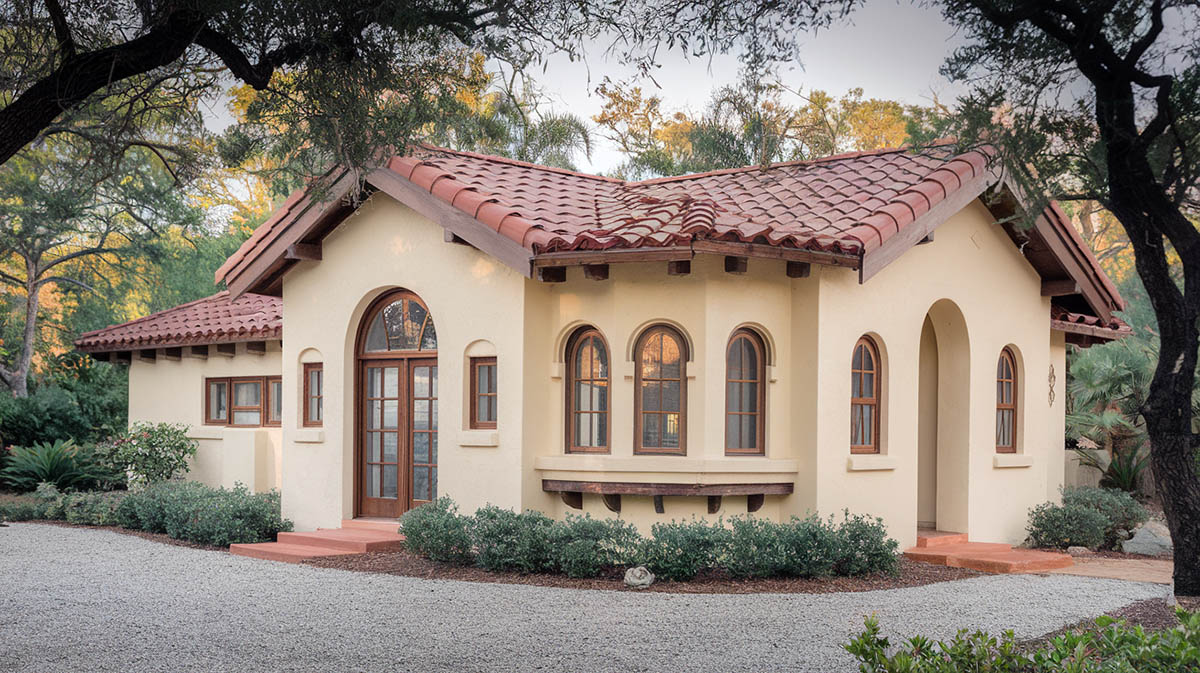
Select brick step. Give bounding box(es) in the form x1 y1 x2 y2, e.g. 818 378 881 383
905 543 1012 565
230 542 358 564
341 518 402 534
915 531 969 547
905 541 1073 574
277 529 406 553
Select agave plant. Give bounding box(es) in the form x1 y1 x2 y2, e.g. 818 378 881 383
0 439 114 492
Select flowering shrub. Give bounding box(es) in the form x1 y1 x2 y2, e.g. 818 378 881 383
98 422 196 486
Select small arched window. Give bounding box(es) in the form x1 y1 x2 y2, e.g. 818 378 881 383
635 325 687 455
566 328 610 453
996 348 1018 453
851 336 881 454
726 329 766 455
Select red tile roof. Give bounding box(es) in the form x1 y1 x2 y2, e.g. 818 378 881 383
1051 305 1132 342
74 291 282 352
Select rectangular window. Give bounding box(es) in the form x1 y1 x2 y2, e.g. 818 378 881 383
205 379 229 424
231 378 264 426
303 363 323 427
470 357 497 429
266 376 283 426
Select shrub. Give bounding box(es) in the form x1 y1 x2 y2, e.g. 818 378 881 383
0 495 46 521
833 512 900 576
57 491 127 526
400 498 474 565
779 515 844 578
640 519 732 582
0 386 91 449
725 516 787 579
1027 501 1108 549
470 506 557 573
117 481 289 545
845 610 1200 672
1 440 118 491
548 514 641 578
1061 486 1148 548
97 422 197 486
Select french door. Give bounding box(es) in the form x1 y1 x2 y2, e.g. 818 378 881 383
358 358 438 518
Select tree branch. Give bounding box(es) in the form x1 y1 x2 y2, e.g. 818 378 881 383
43 0 75 59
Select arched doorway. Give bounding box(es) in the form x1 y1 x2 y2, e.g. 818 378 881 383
355 289 438 518
917 299 971 534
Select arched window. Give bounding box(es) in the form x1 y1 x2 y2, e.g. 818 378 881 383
996 348 1018 453
361 294 437 353
851 336 881 454
635 325 687 455
726 329 766 455
566 328 610 453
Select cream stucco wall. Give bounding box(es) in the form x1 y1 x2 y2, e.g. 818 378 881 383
126 343 282 492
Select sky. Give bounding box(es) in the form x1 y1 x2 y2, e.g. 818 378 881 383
202 0 967 176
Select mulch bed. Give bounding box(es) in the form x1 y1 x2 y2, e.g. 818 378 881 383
4 519 227 552
1020 595 1200 650
302 552 982 594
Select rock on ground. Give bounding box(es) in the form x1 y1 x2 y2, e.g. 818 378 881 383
0 523 1167 673
1122 521 1173 556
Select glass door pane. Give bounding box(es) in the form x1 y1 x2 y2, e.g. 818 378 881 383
410 363 438 507
364 363 403 505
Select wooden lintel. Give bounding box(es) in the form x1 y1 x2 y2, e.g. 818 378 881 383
667 260 691 276
786 261 811 278
1041 279 1081 296
215 343 237 357
653 495 665 514
537 266 567 283
443 231 470 246
245 341 267 355
707 495 722 514
285 242 322 261
162 347 182 361
747 493 765 513
601 493 621 513
690 240 860 268
138 349 157 362
541 480 794 497
532 246 691 267
583 264 610 281
724 256 748 274
188 345 209 359
560 491 583 510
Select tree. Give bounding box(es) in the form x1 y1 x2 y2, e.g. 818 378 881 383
918 0 1200 595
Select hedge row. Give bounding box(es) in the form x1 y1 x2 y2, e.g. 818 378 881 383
400 498 900 581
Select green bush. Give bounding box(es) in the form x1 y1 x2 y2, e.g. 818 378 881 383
780 515 844 578
725 516 787 579
117 481 290 546
1027 501 1108 549
56 491 127 525
1 439 119 491
548 514 641 578
400 497 474 565
0 386 91 449
0 495 46 521
641 519 732 582
470 506 557 573
833 512 900 576
1061 486 1148 547
97 422 197 486
846 610 1200 672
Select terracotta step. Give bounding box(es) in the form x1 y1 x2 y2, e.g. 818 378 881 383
341 518 402 534
915 531 969 547
956 550 1074 573
905 542 1013 566
277 528 406 553
230 542 358 564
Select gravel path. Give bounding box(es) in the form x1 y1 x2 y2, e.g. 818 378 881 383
0 523 1167 672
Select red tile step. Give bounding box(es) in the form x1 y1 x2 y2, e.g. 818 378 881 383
905 532 1073 574
915 530 969 547
341 518 401 534
230 522 406 564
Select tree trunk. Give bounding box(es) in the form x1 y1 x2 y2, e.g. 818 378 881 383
4 264 40 398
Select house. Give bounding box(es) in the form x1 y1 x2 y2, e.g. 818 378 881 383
75 143 1128 549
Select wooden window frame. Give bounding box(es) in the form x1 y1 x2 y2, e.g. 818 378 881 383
850 336 882 455
303 363 324 427
634 325 688 456
265 376 282 427
996 347 1018 454
565 328 611 454
725 328 766 456
204 378 230 425
469 356 498 429
229 377 266 428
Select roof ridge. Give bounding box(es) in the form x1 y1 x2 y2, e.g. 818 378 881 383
415 143 625 184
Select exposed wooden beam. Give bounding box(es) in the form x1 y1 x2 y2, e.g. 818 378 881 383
667 260 691 276
690 240 860 268
285 242 322 261
601 494 621 512
532 246 691 267
443 231 469 245
724 256 748 274
747 493 765 513
583 264 609 281
537 266 566 283
541 480 794 497
786 261 811 278
138 349 157 362
653 495 665 514
707 495 722 514
188 345 209 359
215 343 237 357
560 491 583 510
162 347 182 361
1041 279 1081 296
918 233 934 245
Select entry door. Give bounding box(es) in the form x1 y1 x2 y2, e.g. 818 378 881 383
359 359 438 517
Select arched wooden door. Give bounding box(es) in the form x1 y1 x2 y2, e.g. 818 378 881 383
355 290 438 518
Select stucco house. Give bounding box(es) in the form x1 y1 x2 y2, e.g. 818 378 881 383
76 143 1128 550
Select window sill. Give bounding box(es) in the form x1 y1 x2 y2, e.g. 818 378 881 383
187 427 223 441
293 429 325 444
846 454 898 472
993 453 1034 469
534 455 799 483
459 430 499 448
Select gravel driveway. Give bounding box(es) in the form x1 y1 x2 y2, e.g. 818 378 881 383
0 523 1167 672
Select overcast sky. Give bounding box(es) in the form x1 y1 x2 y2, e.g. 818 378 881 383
202 0 966 175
